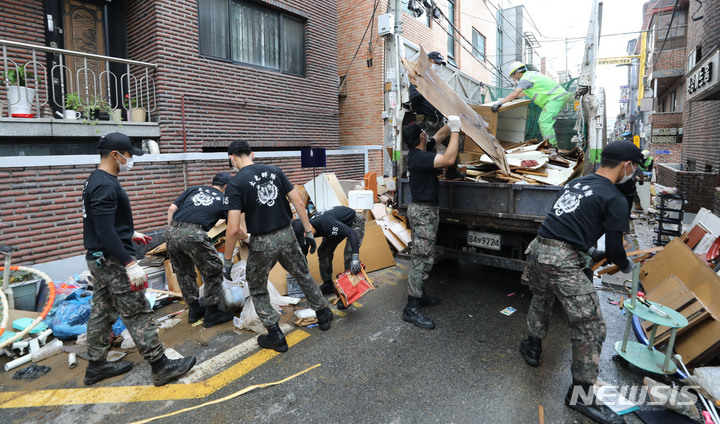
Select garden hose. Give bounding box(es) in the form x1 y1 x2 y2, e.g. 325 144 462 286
0 266 55 349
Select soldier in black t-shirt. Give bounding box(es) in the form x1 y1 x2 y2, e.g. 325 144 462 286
82 132 195 387
166 172 233 327
222 140 332 353
291 206 365 296
401 115 461 330
519 140 643 424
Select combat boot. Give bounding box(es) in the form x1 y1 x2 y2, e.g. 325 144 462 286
565 383 625 424
519 336 542 366
188 300 205 324
151 355 197 386
257 324 288 352
402 296 435 329
319 281 335 295
83 360 133 385
316 307 333 331
203 304 234 328
419 288 441 307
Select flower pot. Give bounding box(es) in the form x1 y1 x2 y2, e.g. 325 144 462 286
63 110 81 120
110 108 123 122
7 86 36 116
130 108 146 122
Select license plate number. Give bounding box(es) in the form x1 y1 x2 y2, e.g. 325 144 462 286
467 231 501 251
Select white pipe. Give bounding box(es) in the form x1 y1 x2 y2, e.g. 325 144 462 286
675 354 720 424
4 353 31 371
31 339 62 363
36 329 52 345
68 352 77 369
28 338 40 354
11 340 29 355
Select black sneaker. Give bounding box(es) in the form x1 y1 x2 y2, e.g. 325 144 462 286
151 356 197 386
565 384 625 424
84 360 133 386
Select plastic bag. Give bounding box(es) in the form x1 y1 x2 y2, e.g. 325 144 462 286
693 366 720 401
50 289 93 340
222 261 249 310
233 280 300 333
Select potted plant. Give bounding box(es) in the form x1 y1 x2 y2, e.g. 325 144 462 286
2 65 39 117
63 92 82 120
124 93 145 122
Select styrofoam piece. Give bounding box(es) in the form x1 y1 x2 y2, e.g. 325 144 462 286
294 308 316 319
348 190 374 210
4 353 32 371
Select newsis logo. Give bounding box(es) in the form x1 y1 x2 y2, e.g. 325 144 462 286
568 385 699 407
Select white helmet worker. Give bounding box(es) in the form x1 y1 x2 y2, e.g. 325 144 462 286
641 149 650 159
508 61 526 77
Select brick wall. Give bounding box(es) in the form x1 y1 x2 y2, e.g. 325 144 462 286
682 0 720 175
126 0 340 153
656 163 720 213
0 155 365 265
715 187 720 216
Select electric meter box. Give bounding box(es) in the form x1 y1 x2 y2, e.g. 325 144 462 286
378 14 394 36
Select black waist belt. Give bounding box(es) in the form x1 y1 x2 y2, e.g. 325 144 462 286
414 202 438 206
170 221 203 230
537 236 574 249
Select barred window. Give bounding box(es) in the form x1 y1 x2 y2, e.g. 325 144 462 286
199 0 306 76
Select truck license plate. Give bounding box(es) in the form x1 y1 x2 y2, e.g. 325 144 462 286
467 231 501 251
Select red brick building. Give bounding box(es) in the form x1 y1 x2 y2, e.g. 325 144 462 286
0 0 369 272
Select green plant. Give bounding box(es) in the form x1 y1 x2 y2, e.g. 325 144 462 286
123 93 138 109
1 65 39 87
65 92 82 110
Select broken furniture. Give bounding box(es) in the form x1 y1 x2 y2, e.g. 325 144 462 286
655 193 685 246
616 267 688 374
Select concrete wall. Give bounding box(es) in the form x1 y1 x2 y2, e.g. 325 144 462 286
657 163 720 213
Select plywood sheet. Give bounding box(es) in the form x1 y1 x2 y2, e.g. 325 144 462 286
402 48 510 174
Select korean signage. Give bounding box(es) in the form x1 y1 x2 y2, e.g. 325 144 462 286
597 57 636 66
686 46 719 101
620 85 630 103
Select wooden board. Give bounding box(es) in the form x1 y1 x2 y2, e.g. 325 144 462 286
402 49 510 174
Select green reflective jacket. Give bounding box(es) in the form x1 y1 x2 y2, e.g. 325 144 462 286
520 71 567 108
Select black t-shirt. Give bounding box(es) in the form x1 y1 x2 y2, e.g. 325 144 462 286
223 164 294 234
310 206 360 253
407 148 440 203
82 169 135 259
538 174 630 252
172 185 227 231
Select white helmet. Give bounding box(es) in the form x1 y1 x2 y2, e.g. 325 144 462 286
641 150 650 159
508 61 526 77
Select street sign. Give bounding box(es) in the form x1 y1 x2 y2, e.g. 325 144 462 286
633 135 640 147
597 56 637 66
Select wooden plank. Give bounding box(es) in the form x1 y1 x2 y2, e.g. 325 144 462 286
686 225 707 249
147 288 183 298
515 169 549 177
597 253 652 275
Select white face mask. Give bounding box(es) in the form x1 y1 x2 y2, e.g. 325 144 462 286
116 154 134 172
230 156 240 171
618 163 634 184
431 63 442 72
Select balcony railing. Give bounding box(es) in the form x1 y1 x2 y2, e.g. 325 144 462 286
1 38 157 122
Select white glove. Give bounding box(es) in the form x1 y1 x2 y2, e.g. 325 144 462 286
447 115 461 133
132 231 152 244
126 262 148 291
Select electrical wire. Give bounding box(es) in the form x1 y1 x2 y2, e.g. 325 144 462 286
338 0 380 90
647 0 680 68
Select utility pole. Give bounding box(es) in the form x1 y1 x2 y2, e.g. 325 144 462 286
578 0 604 173
382 0 407 180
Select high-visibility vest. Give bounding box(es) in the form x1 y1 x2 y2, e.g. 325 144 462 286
640 156 653 171
519 71 567 108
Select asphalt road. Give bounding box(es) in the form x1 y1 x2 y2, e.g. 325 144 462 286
3 252 659 424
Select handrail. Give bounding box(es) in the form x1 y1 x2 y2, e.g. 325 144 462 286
0 39 157 69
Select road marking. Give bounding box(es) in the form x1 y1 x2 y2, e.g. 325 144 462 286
332 309 346 317
353 302 363 308
0 329 310 408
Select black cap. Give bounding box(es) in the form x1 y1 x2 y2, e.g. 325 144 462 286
601 140 644 164
228 140 252 156
402 122 425 148
98 132 144 156
428 51 446 65
211 172 231 186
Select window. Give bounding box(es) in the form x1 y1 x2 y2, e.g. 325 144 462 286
472 28 486 60
199 0 306 76
447 0 456 62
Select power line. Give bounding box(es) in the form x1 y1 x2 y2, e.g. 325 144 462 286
339 0 380 90
647 0 679 68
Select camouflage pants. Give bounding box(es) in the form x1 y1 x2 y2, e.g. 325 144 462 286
318 213 365 283
166 224 223 306
247 225 327 327
86 257 164 363
407 203 439 297
521 237 606 384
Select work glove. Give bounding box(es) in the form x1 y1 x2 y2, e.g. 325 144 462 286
447 115 461 133
587 247 606 263
491 102 502 112
132 231 152 244
350 254 362 275
305 231 317 254
223 258 233 281
620 260 636 274
126 262 148 291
